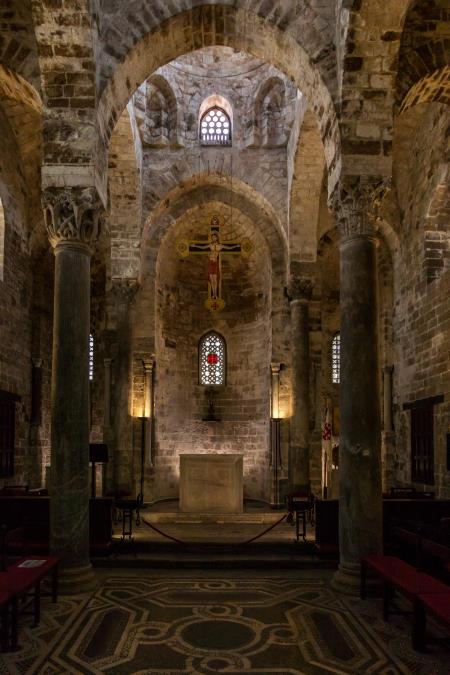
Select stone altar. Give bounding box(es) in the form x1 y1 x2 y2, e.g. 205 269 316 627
179 454 243 513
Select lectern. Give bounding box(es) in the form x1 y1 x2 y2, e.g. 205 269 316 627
89 443 108 499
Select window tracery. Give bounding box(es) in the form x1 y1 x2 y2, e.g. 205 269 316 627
200 107 231 146
199 332 226 385
89 334 94 381
332 333 340 384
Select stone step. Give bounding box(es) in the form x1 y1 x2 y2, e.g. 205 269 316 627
93 552 336 570
142 511 285 524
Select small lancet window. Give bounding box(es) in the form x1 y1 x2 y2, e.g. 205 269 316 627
89 334 94 381
332 332 340 384
200 107 231 146
199 332 226 385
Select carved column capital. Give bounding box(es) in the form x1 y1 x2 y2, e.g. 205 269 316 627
42 186 104 250
332 177 390 242
288 275 314 302
143 358 155 373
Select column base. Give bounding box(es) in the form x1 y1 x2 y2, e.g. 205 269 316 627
331 562 361 595
58 563 98 595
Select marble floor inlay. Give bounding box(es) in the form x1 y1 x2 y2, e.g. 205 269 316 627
1 570 449 674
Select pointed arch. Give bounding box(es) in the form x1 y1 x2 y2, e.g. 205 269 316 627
144 74 178 147
255 76 287 148
96 5 340 199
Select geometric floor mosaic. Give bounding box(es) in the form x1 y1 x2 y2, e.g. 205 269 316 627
1 570 449 674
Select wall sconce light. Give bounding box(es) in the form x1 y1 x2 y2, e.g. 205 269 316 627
270 363 283 508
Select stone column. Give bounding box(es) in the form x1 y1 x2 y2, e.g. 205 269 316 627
288 275 313 493
270 362 281 419
332 180 383 593
383 365 394 432
103 357 112 430
143 359 154 466
42 187 102 592
382 365 395 492
108 280 138 493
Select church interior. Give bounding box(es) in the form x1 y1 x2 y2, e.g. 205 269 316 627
0 0 449 672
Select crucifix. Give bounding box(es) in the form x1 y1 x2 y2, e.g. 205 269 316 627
176 215 253 312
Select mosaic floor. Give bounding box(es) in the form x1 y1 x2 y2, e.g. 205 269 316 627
1 569 449 675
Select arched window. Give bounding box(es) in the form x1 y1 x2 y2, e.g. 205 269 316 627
199 332 226 385
200 107 231 146
332 333 340 384
0 198 5 281
89 334 94 381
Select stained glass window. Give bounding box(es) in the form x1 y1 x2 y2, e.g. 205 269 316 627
199 332 226 385
89 334 94 381
200 107 231 145
332 333 340 384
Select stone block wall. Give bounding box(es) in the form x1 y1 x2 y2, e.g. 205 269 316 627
392 103 450 496
0 193 33 486
141 205 272 502
135 48 297 233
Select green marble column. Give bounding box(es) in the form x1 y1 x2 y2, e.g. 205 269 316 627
332 181 382 594
43 187 102 592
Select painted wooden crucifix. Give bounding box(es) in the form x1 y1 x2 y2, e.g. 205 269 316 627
176 215 253 312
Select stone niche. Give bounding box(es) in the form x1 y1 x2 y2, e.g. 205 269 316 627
152 203 272 502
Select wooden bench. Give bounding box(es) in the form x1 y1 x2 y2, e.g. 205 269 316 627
0 591 12 652
388 525 450 580
0 495 113 556
361 554 450 651
413 592 450 651
0 527 59 651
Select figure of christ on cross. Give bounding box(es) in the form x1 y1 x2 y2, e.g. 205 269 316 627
176 215 253 312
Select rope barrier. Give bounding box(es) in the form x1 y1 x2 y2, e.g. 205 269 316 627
141 512 288 547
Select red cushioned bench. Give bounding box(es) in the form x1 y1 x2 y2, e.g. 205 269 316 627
0 526 59 652
361 555 450 622
1 555 59 650
0 591 12 652
412 592 450 651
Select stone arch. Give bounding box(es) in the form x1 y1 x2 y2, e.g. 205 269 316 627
143 74 178 147
142 175 288 278
199 94 233 124
0 4 40 90
396 0 450 107
96 5 340 198
289 109 326 262
0 64 42 112
199 95 233 145
399 66 450 113
0 64 43 245
137 175 288 371
254 76 288 148
423 164 450 283
339 0 412 170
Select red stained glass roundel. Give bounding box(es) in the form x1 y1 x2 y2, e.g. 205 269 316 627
200 332 226 385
